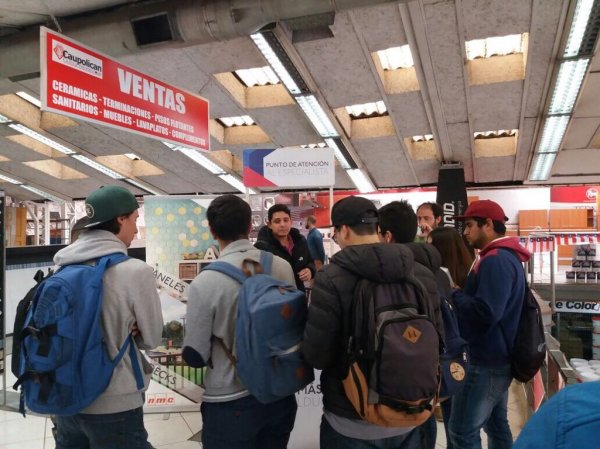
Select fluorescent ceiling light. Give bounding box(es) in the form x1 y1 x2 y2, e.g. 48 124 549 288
530 152 557 181
465 33 526 60
564 0 594 57
346 168 376 193
377 45 414 70
0 173 22 184
177 146 225 175
235 66 280 87
297 95 338 138
21 185 65 203
219 173 257 194
473 129 518 139
325 138 352 170
538 116 570 153
124 153 141 160
548 59 590 114
72 154 125 179
411 134 434 142
300 143 327 148
125 178 160 195
345 101 387 118
8 123 76 155
251 33 301 94
16 91 42 108
0 113 11 123
218 115 255 127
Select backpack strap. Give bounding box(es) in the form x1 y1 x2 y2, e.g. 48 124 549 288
203 261 248 284
94 253 144 390
259 250 273 275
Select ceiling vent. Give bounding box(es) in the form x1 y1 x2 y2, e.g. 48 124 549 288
132 13 176 46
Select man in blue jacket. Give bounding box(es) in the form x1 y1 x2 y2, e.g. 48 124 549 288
450 200 531 449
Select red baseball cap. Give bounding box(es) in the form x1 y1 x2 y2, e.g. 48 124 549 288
453 200 508 223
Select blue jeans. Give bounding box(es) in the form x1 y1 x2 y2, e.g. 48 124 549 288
448 364 513 449
201 394 297 449
55 407 151 449
320 417 420 449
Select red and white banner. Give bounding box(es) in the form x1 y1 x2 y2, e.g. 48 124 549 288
554 234 599 245
519 236 556 253
40 27 209 151
550 186 599 203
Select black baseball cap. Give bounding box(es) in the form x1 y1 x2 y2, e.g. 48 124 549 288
330 196 378 227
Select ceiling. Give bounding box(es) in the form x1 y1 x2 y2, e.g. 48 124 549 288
0 0 599 203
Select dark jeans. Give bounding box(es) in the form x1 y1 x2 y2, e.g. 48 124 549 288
55 407 152 449
441 399 454 449
201 394 297 449
448 364 513 449
320 416 420 449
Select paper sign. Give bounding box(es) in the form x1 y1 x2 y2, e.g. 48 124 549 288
243 147 335 187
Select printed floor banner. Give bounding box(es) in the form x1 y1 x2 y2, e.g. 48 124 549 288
144 195 220 412
436 165 469 236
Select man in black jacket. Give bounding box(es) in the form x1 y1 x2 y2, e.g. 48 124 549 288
379 200 450 449
255 203 315 291
303 196 444 448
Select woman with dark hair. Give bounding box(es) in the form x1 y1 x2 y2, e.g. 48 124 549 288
427 226 473 288
427 226 473 449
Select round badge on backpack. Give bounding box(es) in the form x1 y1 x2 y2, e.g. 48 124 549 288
86 204 94 218
450 362 466 381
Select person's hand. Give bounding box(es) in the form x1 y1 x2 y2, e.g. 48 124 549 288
298 268 312 282
419 223 433 236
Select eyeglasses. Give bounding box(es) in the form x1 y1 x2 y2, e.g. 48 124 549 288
332 227 339 244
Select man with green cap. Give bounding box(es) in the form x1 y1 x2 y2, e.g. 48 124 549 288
52 185 163 449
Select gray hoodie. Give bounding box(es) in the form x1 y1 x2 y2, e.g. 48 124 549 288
53 229 163 414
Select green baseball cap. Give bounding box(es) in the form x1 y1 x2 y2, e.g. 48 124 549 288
83 185 139 228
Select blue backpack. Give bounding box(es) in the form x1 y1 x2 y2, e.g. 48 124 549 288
439 293 469 398
13 253 144 415
203 251 314 404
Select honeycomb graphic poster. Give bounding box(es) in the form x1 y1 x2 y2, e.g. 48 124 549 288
145 195 220 288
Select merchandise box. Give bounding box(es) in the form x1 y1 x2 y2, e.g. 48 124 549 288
572 260 583 268
586 272 597 282
566 271 576 282
594 261 600 269
581 261 593 271
576 271 587 282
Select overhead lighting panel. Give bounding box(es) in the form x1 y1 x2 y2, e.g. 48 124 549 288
465 33 526 60
219 173 257 194
72 154 125 179
21 185 65 203
218 115 255 127
16 91 42 108
530 153 558 181
537 116 570 154
376 45 414 70
548 59 590 114
8 123 76 155
345 101 387 118
251 33 304 95
0 173 22 184
176 146 226 175
235 66 280 87
346 169 376 193
125 178 160 195
297 95 338 137
325 137 356 170
0 113 11 123
564 0 595 57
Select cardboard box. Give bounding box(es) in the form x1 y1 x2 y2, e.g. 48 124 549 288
582 261 592 271
576 271 587 282
586 272 598 282
566 271 576 282
572 260 583 268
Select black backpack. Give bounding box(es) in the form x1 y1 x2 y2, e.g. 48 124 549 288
510 282 546 383
438 293 469 397
341 276 441 427
11 269 53 377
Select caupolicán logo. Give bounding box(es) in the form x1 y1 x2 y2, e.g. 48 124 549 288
53 44 65 60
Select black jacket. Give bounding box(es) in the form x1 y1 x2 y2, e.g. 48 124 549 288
302 242 444 419
255 226 315 291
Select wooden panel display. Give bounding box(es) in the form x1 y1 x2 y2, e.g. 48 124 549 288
549 209 593 230
519 210 548 233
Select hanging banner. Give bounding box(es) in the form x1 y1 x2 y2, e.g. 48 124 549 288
243 147 335 188
40 27 209 151
436 164 469 235
551 186 599 203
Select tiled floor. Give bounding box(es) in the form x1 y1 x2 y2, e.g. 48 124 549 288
1 336 527 449
0 386 527 449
